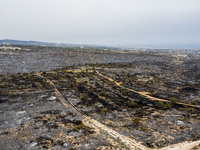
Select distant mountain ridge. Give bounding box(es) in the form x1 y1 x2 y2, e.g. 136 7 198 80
1 39 200 49
0 39 112 49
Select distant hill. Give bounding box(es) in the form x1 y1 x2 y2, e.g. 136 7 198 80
0 39 84 47
0 39 116 49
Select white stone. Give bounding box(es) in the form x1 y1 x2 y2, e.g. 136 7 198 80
30 142 37 147
39 95 47 98
48 96 57 101
17 111 26 115
63 143 69 147
177 120 185 125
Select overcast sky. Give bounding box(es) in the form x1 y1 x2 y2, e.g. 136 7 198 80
1 0 200 47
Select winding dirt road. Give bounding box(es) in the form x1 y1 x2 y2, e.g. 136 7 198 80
96 70 200 109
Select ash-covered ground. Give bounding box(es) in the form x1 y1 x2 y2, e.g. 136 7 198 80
0 45 174 75
0 45 200 149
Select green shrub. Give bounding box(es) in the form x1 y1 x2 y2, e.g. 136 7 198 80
99 91 107 97
156 101 172 109
156 101 166 109
91 66 96 73
76 73 81 78
149 89 155 93
90 87 95 92
50 73 57 78
119 88 124 93
101 107 108 113
191 101 197 105
169 97 178 103
165 102 172 109
39 80 46 85
0 85 8 88
75 123 85 130
133 77 138 81
132 117 140 125
140 126 146 131
8 100 14 104
188 108 194 111
62 69 67 72
128 101 138 107
81 94 88 103
179 107 187 111
23 73 29 76
122 78 126 82
73 78 77 83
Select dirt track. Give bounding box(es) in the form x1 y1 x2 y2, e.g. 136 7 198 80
35 71 200 150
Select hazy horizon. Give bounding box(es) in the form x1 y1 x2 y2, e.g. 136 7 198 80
1 0 200 48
